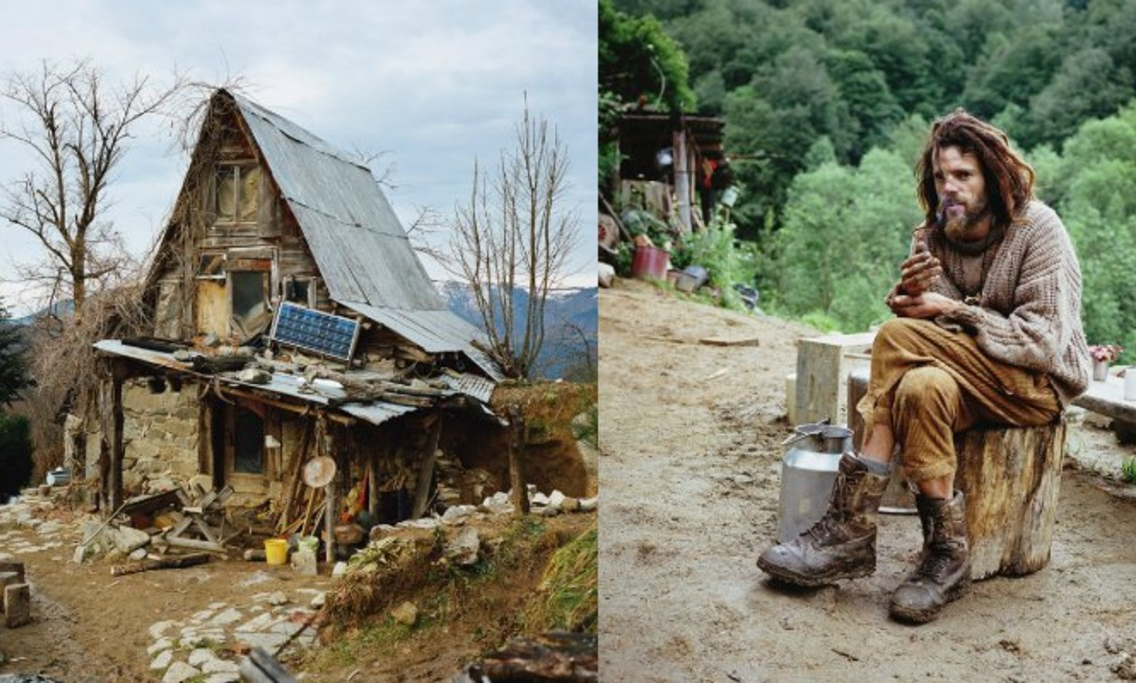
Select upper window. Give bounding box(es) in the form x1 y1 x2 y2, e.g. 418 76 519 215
215 163 260 223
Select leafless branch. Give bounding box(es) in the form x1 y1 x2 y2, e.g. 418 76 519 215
442 97 580 379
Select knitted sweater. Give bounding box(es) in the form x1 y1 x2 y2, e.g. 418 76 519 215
921 200 1091 405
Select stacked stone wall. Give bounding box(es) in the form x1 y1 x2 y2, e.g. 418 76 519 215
85 381 201 496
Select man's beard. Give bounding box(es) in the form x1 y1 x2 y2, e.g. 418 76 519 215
939 198 989 244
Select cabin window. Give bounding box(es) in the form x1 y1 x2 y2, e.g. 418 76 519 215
283 276 318 308
230 269 271 341
215 163 260 223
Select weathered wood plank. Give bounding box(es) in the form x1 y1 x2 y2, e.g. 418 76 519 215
110 552 212 576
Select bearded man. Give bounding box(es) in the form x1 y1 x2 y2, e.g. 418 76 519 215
757 109 1091 623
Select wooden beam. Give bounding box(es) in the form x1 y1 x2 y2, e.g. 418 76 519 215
110 552 212 577
411 411 444 519
98 358 127 513
506 405 530 516
214 385 357 425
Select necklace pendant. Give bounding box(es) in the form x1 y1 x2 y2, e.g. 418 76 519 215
963 295 981 306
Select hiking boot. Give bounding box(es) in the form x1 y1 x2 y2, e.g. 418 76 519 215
889 491 971 624
757 453 889 587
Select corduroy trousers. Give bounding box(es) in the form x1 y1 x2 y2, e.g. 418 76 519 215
856 318 1061 482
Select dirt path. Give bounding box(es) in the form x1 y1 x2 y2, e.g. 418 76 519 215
599 278 1136 682
0 503 331 682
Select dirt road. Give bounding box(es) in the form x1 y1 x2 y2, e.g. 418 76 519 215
599 278 1136 682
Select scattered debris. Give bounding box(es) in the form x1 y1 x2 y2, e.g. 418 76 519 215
110 552 212 577
457 632 598 682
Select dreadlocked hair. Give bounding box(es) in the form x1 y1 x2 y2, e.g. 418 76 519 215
915 108 1035 229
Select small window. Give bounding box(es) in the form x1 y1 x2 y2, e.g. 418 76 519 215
215 164 260 223
284 276 318 308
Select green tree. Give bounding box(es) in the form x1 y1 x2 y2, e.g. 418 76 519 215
600 0 696 112
0 413 33 500
824 49 904 163
0 302 32 406
1021 49 1134 148
771 148 921 331
963 24 1064 121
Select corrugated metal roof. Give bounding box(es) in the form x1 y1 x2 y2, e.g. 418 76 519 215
338 300 504 382
438 372 497 404
94 340 417 427
228 92 503 379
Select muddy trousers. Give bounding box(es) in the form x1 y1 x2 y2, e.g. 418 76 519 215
857 318 1061 483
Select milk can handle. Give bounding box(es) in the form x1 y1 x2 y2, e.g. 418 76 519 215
780 419 831 446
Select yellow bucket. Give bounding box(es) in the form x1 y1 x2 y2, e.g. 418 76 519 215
264 538 288 565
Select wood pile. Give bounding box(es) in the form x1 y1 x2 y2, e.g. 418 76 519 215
78 485 238 573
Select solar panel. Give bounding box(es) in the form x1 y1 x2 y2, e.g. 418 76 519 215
269 302 360 361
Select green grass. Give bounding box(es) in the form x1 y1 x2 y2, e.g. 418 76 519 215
1121 456 1136 484
525 524 598 633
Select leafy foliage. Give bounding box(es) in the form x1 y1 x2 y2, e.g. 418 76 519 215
604 0 1136 345
0 303 32 407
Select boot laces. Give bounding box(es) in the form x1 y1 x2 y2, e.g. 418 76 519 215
803 484 854 543
917 539 961 580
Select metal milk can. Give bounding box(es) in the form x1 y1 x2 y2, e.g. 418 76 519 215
776 421 854 543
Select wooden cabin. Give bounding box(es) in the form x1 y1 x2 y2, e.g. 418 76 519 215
93 90 504 546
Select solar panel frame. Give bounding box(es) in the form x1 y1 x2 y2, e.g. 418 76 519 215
269 301 361 362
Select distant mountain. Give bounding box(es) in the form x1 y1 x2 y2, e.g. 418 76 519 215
9 300 74 327
436 281 598 380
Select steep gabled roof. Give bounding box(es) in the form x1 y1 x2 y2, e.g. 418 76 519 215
154 90 501 380
231 93 444 311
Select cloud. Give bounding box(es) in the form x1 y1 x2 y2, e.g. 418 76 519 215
0 0 597 314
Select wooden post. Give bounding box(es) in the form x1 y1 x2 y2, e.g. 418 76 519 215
411 411 444 519
673 125 691 233
98 358 127 514
367 441 380 522
317 413 337 565
795 332 877 426
507 405 530 516
324 477 336 565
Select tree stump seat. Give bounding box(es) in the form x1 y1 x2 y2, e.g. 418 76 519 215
847 367 1066 581
954 420 1066 580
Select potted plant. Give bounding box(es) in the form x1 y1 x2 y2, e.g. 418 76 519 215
1089 344 1123 381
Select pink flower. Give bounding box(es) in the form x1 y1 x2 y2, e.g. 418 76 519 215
1089 344 1123 363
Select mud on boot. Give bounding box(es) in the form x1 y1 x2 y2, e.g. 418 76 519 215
757 453 889 587
889 491 971 624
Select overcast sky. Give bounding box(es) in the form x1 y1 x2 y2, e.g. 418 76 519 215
0 0 597 316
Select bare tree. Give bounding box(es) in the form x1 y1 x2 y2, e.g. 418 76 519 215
0 59 190 314
446 100 579 379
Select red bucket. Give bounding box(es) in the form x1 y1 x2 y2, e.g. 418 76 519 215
631 246 668 280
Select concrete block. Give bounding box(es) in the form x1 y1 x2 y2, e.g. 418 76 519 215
0 554 25 581
5 583 31 627
0 571 22 590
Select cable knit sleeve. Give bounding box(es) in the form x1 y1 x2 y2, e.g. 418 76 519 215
936 202 1090 399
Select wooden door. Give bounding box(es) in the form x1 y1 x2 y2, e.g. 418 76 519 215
222 404 268 496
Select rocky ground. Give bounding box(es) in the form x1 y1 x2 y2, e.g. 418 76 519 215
0 498 329 683
0 489 595 682
599 278 1136 682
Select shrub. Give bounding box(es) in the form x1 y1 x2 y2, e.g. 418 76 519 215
0 413 34 500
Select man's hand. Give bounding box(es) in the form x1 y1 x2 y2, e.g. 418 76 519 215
887 291 962 319
899 247 941 296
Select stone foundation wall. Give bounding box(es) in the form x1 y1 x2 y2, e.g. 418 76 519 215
86 381 202 496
